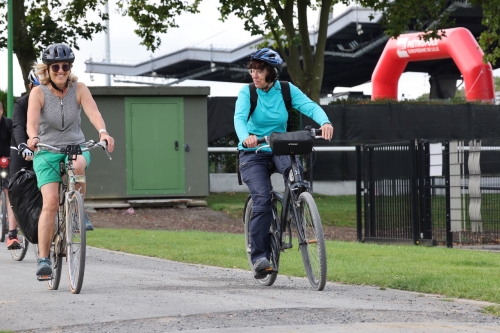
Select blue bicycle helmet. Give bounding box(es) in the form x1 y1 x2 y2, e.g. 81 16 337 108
250 48 283 74
27 70 40 86
42 43 75 65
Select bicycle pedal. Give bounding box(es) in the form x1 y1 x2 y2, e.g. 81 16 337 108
7 245 22 250
37 275 52 281
254 268 276 279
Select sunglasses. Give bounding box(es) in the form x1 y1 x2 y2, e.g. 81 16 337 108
50 64 71 72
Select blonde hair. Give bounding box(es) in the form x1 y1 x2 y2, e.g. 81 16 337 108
32 63 78 87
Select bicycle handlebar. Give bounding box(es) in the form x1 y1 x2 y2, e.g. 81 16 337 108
243 127 323 148
36 140 112 160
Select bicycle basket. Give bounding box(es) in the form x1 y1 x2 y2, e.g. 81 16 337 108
269 131 313 156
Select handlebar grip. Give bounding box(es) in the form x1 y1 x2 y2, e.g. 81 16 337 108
242 137 266 148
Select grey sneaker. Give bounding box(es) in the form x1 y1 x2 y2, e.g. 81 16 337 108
36 257 52 276
85 213 94 231
253 257 271 279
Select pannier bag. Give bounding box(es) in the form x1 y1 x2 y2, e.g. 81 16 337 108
8 169 42 244
269 130 313 156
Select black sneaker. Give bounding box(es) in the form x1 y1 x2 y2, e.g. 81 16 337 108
252 257 271 279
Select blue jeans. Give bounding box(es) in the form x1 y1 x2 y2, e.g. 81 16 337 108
239 150 298 264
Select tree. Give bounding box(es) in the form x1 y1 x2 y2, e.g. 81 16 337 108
0 1 108 92
0 0 200 93
357 0 500 66
214 0 351 103
126 0 339 102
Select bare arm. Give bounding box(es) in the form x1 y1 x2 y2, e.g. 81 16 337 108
77 82 115 152
26 87 44 150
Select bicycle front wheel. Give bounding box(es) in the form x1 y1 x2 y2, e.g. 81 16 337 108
66 191 86 294
296 192 327 291
47 240 62 290
47 212 63 290
0 190 7 242
10 231 29 261
243 195 278 286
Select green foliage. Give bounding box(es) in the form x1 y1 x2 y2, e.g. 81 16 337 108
218 0 349 102
117 0 201 52
495 76 500 91
0 1 109 55
0 88 7 111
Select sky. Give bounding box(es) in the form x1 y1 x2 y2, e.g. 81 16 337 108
0 1 498 99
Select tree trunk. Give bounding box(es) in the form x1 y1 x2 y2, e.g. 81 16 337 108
12 0 37 94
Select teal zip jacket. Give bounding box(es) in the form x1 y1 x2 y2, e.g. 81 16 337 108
234 81 330 151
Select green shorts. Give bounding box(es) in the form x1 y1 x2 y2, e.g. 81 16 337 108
33 150 91 189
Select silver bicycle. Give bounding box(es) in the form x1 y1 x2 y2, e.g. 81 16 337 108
36 140 111 294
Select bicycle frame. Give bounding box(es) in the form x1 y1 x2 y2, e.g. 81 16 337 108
272 154 310 251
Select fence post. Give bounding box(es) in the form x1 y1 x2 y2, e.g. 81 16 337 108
410 139 419 244
356 145 363 242
422 141 433 240
368 146 376 237
444 141 453 248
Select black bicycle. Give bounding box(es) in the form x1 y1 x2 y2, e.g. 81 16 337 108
242 128 327 291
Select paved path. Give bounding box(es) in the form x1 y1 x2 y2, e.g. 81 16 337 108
1 246 499 332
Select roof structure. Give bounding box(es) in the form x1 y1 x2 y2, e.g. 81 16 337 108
85 2 492 95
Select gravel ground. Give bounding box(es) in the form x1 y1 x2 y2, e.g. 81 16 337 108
7 248 499 333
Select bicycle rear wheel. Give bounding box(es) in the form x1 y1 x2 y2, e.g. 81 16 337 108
0 190 7 242
296 192 327 291
243 195 278 286
10 231 29 261
66 191 86 294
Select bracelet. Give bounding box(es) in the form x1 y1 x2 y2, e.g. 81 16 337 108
32 136 39 140
99 131 109 137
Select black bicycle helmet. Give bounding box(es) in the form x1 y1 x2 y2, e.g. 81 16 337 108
250 48 283 74
42 43 75 64
27 70 40 86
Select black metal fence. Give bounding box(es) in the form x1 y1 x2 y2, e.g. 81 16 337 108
357 139 500 247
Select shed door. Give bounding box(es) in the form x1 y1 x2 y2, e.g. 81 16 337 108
125 97 185 194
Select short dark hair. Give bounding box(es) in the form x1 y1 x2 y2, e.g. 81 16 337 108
248 59 277 83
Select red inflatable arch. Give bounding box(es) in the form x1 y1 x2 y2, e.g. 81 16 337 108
371 28 494 102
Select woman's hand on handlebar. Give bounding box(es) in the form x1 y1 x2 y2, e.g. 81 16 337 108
27 137 39 151
320 123 334 140
99 132 115 153
242 135 258 148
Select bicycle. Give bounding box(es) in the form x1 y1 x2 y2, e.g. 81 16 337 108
242 128 327 291
0 156 9 242
35 140 111 294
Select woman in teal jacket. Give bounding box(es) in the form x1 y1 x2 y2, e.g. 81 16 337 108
234 48 333 279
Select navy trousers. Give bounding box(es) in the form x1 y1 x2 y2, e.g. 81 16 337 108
239 150 296 264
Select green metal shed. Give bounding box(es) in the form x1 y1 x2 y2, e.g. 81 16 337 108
81 86 210 202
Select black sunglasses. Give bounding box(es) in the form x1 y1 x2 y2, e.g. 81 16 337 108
50 64 70 72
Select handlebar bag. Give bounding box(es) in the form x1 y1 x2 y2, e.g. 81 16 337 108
269 130 313 156
8 169 42 244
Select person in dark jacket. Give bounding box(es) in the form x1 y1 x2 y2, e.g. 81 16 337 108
6 70 39 249
0 101 17 249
